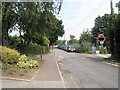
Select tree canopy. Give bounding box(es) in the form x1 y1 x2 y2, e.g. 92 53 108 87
68 35 78 44
2 1 64 48
79 29 93 43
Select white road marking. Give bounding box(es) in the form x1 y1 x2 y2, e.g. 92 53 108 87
69 76 78 88
54 56 66 88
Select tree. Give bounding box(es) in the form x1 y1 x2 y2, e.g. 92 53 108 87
68 35 78 44
32 33 50 46
91 14 113 50
8 36 21 50
2 1 64 51
91 12 120 58
16 2 41 45
55 40 66 46
92 14 112 40
16 2 64 45
2 2 17 46
79 30 93 43
115 15 120 59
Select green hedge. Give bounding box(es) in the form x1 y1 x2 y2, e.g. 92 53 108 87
21 43 50 55
75 46 91 53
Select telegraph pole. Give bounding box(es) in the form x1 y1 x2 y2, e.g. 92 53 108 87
110 0 114 14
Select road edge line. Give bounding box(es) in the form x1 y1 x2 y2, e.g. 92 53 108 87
54 55 66 88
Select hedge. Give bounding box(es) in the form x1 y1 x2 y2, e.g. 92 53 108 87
21 43 50 55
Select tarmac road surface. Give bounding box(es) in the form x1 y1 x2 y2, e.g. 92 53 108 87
54 49 118 88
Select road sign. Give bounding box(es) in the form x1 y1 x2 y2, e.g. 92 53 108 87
100 41 104 46
97 34 105 42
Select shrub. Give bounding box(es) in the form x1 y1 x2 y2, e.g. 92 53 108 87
98 47 107 54
75 46 91 53
0 46 20 63
17 61 27 68
27 60 39 68
17 60 39 69
18 54 28 62
2 63 9 70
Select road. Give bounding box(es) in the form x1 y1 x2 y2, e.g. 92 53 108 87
53 49 118 88
2 49 118 88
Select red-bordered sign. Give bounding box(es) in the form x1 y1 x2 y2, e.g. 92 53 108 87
97 34 105 42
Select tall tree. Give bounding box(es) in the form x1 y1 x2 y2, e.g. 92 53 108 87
115 15 120 58
2 2 17 46
91 14 112 48
79 30 93 43
2 1 64 48
68 35 78 44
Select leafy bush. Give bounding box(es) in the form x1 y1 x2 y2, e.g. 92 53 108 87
27 60 39 68
2 63 9 70
17 62 27 68
98 47 107 54
0 46 20 63
75 46 91 53
18 54 28 62
0 46 39 69
17 60 39 69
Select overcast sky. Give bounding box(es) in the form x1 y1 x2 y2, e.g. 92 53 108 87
58 0 119 40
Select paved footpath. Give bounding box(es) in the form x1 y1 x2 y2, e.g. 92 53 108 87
2 53 64 88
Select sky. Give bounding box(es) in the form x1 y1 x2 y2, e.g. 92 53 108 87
58 0 119 41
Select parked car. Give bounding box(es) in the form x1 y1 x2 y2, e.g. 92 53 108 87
63 46 68 51
61 45 65 50
67 46 76 52
53 45 58 48
58 45 64 49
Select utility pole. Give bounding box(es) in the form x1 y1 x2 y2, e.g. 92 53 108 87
110 0 114 14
